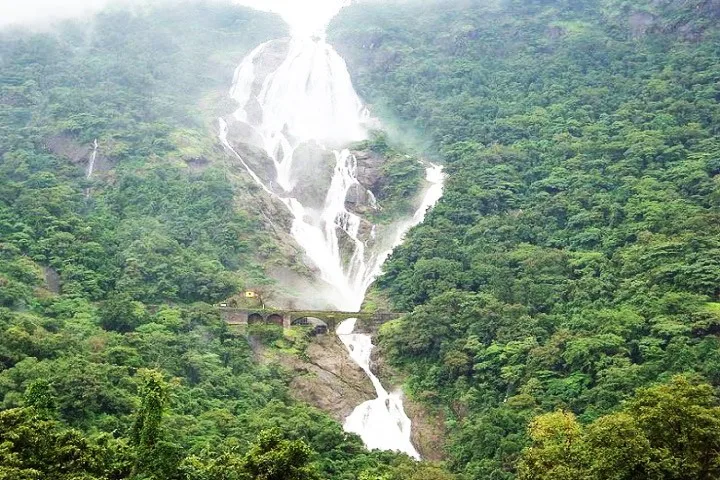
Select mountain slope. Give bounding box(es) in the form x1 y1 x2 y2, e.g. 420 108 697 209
331 0 720 477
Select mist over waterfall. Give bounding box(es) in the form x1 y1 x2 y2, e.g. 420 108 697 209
220 0 444 458
221 34 383 310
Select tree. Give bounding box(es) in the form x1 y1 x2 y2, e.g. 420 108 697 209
518 377 720 480
241 428 320 480
0 407 131 479
23 379 56 417
583 412 660 480
626 377 720 480
98 293 147 333
130 369 179 479
517 411 585 480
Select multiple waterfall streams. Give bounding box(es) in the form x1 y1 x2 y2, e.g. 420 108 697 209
221 0 444 459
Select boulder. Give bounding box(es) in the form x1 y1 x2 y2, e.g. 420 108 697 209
353 149 384 193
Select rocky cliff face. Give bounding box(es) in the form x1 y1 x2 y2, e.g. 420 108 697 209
45 134 92 164
290 335 377 421
619 0 720 41
289 143 336 209
253 334 375 421
345 149 384 216
252 327 446 459
45 134 113 176
353 149 384 192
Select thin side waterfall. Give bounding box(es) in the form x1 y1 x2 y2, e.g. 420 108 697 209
85 138 98 199
221 0 445 458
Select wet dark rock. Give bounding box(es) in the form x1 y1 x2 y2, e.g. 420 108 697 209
45 134 91 164
345 183 378 216
45 134 113 176
353 149 384 193
224 120 278 186
43 267 61 294
185 157 210 172
243 39 290 103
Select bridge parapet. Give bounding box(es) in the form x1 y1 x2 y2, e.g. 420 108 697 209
218 308 405 333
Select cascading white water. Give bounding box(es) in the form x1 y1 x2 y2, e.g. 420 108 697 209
337 318 420 459
225 34 378 309
221 0 445 458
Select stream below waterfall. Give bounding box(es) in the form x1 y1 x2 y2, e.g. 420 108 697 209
222 0 444 458
337 319 420 459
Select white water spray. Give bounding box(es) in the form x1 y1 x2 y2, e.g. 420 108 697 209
221 0 445 458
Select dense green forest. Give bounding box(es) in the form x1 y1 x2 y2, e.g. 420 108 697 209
0 3 446 479
0 2 283 307
331 0 720 478
3 0 720 478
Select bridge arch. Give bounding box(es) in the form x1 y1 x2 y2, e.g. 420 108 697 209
292 317 328 335
247 313 264 324
266 314 284 327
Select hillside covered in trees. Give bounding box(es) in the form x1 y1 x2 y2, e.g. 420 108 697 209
2 0 720 478
331 0 720 478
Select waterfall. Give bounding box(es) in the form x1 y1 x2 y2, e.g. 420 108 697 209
222 0 445 458
86 139 98 179
337 319 420 459
85 138 98 199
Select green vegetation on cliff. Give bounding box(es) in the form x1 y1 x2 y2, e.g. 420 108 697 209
353 131 426 222
1 2 285 306
332 0 720 478
518 377 720 480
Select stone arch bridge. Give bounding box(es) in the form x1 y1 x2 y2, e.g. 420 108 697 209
218 308 404 333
